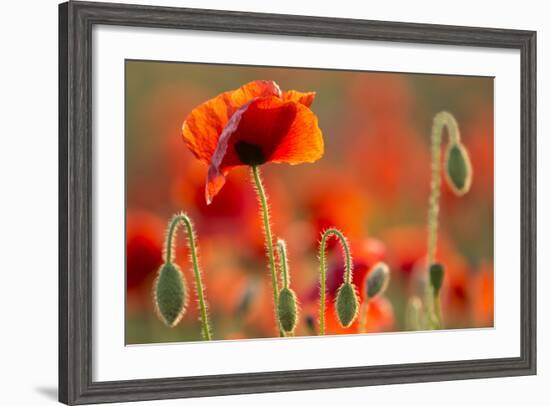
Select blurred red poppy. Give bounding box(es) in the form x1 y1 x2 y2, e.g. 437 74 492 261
345 74 429 206
471 262 494 327
126 210 164 314
382 226 427 276
182 80 324 203
301 169 371 244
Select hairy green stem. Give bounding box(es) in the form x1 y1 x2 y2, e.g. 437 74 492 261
426 112 460 329
319 228 353 335
251 166 283 336
164 213 212 340
406 296 423 331
427 112 461 266
277 239 290 289
433 296 442 329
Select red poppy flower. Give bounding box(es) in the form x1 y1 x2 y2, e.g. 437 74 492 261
182 80 324 204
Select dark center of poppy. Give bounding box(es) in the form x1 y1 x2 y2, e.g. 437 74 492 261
234 141 266 166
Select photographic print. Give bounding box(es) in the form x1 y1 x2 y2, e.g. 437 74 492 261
60 4 536 403
125 60 494 344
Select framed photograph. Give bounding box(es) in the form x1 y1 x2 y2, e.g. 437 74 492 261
59 1 536 404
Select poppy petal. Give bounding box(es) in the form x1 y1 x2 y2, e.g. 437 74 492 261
231 80 282 107
205 97 323 203
182 80 282 164
268 102 324 165
205 100 254 204
283 90 316 107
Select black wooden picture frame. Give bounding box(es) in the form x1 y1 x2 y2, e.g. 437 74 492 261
59 1 537 404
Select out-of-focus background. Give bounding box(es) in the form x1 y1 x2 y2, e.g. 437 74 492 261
125 60 493 344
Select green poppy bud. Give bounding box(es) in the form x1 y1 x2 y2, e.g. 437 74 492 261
278 287 298 333
335 282 359 328
429 263 445 295
445 142 472 195
366 262 390 299
154 263 188 327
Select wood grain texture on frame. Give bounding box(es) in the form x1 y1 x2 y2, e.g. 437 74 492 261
58 1 536 404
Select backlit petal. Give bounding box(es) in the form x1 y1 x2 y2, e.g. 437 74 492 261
268 102 324 165
205 97 323 203
231 80 282 107
282 90 316 107
182 80 281 164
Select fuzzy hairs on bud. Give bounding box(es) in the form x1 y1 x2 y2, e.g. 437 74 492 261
278 287 299 333
335 282 359 328
445 142 473 195
154 263 188 327
366 262 391 299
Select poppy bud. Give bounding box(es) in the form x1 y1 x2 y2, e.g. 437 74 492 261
366 262 390 299
445 142 472 195
335 282 360 328
154 263 188 327
277 287 298 333
429 263 445 295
